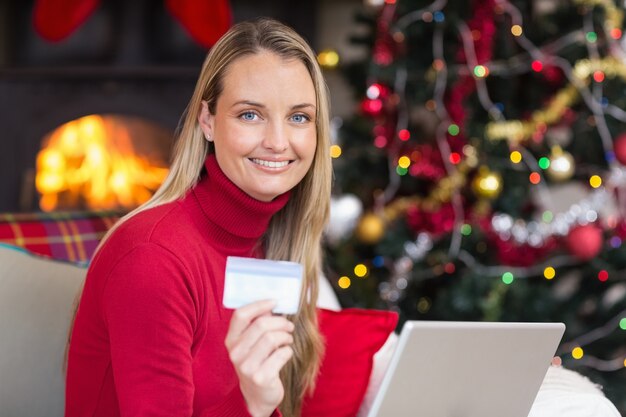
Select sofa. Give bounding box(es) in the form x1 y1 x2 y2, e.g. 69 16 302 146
0 211 621 417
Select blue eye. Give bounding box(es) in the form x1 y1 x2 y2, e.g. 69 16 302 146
240 111 258 121
291 114 310 123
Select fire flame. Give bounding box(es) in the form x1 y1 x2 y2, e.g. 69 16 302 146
36 115 169 211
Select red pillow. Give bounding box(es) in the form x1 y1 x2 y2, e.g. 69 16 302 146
301 308 399 417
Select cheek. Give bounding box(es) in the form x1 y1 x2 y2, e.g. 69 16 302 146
215 124 260 155
293 130 318 161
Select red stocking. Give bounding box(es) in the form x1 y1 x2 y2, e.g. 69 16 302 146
33 0 101 42
165 0 232 49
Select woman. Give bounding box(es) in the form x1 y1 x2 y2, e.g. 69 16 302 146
65 18 332 417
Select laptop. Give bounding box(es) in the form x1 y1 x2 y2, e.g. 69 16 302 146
366 321 565 417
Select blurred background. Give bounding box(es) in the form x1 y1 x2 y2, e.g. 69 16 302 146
0 0 624 413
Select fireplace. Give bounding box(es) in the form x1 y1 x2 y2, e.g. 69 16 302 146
36 113 171 211
0 67 196 212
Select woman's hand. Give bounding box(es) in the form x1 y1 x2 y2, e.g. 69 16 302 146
225 300 295 417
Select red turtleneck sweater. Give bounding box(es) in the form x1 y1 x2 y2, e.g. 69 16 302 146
65 155 289 417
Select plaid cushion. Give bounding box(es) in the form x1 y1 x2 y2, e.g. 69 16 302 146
0 211 122 266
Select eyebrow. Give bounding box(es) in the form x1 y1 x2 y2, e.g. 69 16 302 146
231 100 316 111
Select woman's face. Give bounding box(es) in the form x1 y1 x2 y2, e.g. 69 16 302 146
199 50 318 202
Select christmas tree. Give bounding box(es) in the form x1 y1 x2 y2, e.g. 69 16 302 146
324 0 626 411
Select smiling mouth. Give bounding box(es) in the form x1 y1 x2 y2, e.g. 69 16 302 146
249 158 292 168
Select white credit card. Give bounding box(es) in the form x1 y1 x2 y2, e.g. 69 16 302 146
223 256 304 315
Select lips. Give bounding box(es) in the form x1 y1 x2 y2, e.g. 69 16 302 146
249 158 291 168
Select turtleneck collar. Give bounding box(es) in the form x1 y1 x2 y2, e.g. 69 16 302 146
188 154 291 255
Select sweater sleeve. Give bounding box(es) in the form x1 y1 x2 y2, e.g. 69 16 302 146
102 243 259 417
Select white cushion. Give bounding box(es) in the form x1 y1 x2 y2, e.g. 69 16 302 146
528 366 621 417
0 245 86 417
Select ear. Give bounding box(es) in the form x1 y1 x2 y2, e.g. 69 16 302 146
198 101 214 142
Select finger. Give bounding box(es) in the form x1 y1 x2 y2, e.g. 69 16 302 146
236 330 294 376
228 316 294 363
226 300 277 345
253 346 294 386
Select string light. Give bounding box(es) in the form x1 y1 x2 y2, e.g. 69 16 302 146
531 60 543 72
362 99 383 114
542 211 553 222
593 71 605 82
330 145 342 158
398 156 411 168
589 175 602 188
317 49 340 69
598 270 609 282
417 297 431 313
544 267 556 280
367 84 383 99
432 59 445 71
572 347 584 359
511 24 523 36
449 152 461 164
502 272 514 284
610 28 622 39
374 135 387 148
448 124 460 136
529 172 541 184
510 151 523 163
398 129 411 141
586 31 598 42
354 264 368 277
461 224 472 235
338 276 351 289
474 65 488 77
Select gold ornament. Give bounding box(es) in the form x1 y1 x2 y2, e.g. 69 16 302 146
546 146 575 182
356 212 385 244
472 166 503 199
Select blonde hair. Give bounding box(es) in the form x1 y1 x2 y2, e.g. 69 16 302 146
69 18 331 416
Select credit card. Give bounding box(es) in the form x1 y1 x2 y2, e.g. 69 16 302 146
223 256 304 315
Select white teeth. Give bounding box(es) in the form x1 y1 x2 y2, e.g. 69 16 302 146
250 158 290 168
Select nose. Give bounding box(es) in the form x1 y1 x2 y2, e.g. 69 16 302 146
262 120 289 152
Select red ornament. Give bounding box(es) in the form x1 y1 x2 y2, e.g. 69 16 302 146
614 133 626 165
565 224 603 261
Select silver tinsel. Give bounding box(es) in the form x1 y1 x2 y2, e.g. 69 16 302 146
380 233 434 304
491 187 608 246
